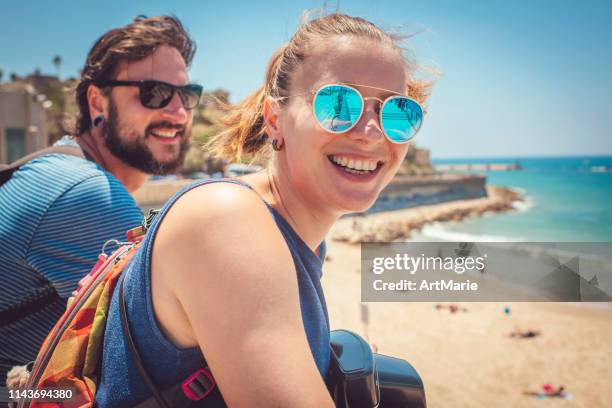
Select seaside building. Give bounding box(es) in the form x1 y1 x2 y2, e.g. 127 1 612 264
413 148 431 167
0 83 48 163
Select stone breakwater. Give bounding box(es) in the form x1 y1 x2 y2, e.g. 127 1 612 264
133 177 522 243
330 186 523 243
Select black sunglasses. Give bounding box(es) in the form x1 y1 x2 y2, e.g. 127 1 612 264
96 80 203 110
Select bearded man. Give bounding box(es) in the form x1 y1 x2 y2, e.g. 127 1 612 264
0 15 201 384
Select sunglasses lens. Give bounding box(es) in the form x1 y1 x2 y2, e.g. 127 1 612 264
381 96 423 143
140 81 174 109
178 84 203 109
313 85 363 133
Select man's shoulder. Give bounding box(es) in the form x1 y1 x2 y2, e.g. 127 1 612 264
26 150 100 180
0 147 141 260
1 148 139 226
17 135 94 178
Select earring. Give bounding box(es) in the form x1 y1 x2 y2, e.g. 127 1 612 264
92 115 105 128
271 138 284 151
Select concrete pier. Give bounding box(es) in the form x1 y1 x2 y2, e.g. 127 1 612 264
434 163 522 171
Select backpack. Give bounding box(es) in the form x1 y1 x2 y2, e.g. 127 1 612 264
13 210 217 408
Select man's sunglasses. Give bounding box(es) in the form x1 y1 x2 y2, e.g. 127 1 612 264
280 83 424 144
96 80 203 110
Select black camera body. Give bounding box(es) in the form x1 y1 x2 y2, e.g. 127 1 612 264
327 330 426 408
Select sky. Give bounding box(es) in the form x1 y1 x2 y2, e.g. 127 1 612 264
1 0 611 158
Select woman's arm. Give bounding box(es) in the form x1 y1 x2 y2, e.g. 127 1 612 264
152 183 334 408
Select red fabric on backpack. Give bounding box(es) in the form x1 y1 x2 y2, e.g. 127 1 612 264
18 240 141 408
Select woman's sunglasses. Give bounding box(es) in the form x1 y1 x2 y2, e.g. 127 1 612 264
95 80 203 110
281 83 424 144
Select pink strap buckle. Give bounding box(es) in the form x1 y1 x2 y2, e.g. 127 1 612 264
182 368 216 401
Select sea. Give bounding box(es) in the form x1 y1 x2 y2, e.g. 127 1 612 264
411 156 612 243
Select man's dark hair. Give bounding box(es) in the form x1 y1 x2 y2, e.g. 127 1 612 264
71 15 196 135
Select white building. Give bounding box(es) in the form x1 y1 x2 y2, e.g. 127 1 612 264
0 83 47 163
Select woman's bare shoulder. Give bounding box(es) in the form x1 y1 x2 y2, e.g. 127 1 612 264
153 181 289 281
161 181 272 235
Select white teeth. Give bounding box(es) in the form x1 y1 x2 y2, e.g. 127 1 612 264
330 155 381 173
151 129 178 138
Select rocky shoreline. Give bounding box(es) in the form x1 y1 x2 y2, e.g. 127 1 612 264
330 186 523 243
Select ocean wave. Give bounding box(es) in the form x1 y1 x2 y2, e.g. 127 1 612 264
420 223 526 242
511 196 534 212
590 166 612 173
508 186 534 212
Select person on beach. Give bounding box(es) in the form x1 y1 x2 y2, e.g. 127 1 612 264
523 384 567 399
435 303 468 313
508 329 541 338
0 15 200 384
96 12 429 407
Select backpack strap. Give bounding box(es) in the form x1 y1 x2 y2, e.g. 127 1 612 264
119 275 171 408
119 273 219 408
130 369 219 408
0 144 84 186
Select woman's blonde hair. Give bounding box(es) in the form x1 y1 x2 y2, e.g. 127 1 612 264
208 12 432 162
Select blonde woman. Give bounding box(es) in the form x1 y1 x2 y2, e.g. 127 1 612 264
97 13 429 407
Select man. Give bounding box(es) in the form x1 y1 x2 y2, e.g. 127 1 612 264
0 15 200 383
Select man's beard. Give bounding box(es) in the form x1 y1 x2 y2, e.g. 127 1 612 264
102 100 189 175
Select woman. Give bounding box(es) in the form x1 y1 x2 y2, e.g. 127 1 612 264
96 13 430 407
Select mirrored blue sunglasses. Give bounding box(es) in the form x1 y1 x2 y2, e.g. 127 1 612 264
281 83 424 144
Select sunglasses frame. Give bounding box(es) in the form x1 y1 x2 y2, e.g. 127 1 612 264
95 80 203 110
280 82 424 144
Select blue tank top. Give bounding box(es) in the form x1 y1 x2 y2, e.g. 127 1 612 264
96 179 330 407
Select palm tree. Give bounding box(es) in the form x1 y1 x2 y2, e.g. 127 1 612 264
53 55 62 77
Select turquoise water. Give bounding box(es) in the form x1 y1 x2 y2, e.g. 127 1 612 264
415 156 612 242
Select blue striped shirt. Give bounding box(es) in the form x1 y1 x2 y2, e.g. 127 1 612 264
0 137 142 382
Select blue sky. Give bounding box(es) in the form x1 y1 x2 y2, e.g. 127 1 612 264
1 0 611 158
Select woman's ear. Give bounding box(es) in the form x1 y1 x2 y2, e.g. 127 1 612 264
263 96 282 138
86 84 109 123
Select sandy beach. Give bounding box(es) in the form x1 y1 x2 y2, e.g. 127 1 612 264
322 204 612 407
